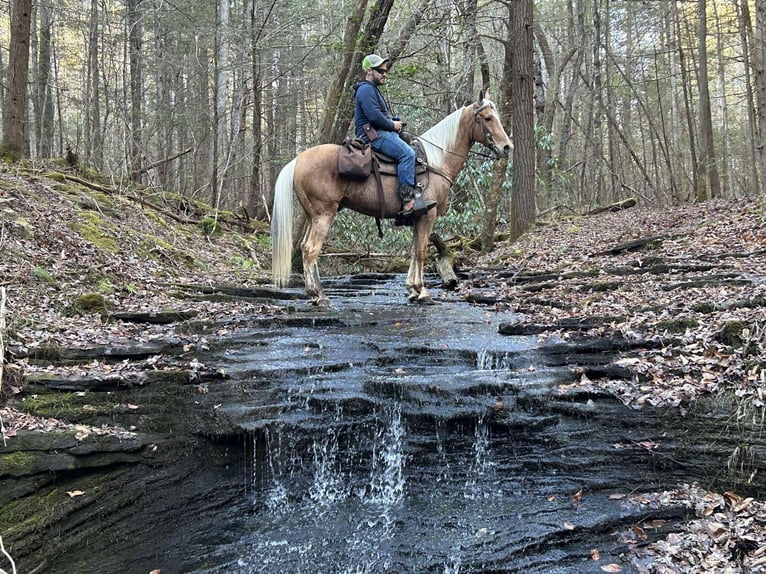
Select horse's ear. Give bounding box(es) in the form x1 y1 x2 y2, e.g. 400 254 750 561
478 89 485 103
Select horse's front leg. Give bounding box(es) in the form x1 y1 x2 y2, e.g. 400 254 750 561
406 214 437 304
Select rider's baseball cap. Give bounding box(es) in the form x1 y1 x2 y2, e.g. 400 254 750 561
362 54 390 71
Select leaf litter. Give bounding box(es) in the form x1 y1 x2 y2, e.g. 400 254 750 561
3 169 766 571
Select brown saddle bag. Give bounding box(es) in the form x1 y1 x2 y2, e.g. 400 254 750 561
338 138 372 180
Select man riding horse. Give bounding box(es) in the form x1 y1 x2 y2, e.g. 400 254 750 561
353 54 436 225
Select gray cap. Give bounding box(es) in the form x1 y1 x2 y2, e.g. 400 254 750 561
362 54 390 71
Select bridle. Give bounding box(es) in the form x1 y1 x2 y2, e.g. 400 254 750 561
471 100 504 158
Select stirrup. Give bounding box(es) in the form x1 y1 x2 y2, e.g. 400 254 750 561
410 193 436 218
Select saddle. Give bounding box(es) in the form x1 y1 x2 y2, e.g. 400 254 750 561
337 136 451 235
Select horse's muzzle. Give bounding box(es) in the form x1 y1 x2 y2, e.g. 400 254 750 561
494 144 512 159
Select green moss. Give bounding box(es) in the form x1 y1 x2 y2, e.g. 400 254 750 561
0 487 61 535
68 211 119 252
199 217 222 236
717 320 748 348
0 144 22 163
33 266 56 285
74 292 109 314
655 317 699 334
692 302 717 314
0 451 37 476
96 279 115 295
20 392 116 420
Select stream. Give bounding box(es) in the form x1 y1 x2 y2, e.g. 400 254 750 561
14 273 763 573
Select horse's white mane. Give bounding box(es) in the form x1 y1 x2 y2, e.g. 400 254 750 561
418 106 465 168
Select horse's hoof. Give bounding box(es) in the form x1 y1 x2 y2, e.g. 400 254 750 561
417 295 437 305
312 296 332 307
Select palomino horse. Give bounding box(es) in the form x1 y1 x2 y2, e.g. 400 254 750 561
272 92 512 305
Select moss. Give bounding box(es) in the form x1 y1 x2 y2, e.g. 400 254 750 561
96 280 115 295
32 266 56 285
716 320 748 348
655 317 699 334
9 214 35 239
74 292 110 314
0 144 22 163
692 302 717 314
20 392 116 420
28 344 63 362
0 451 38 476
68 211 119 252
0 487 61 536
198 217 222 237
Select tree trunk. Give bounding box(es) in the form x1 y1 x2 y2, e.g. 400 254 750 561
35 0 54 158
509 0 536 241
86 0 102 168
2 0 33 157
327 0 395 145
127 0 143 182
754 0 766 191
696 0 721 201
318 0 368 144
736 0 761 195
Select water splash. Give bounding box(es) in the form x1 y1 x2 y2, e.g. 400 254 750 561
464 417 495 498
309 429 348 506
367 404 406 507
476 350 514 370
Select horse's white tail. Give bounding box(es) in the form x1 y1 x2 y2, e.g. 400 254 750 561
271 158 297 287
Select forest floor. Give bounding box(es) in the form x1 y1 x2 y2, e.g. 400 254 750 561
2 161 766 572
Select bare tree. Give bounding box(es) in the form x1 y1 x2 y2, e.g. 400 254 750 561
755 0 766 191
696 0 721 201
508 0 535 241
127 0 143 181
2 0 33 157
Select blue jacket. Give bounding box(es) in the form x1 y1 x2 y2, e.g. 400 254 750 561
354 81 396 141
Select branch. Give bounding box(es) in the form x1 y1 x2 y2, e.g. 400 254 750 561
0 534 16 574
138 147 193 176
0 287 6 448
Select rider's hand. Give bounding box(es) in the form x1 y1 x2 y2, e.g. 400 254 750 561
392 120 403 133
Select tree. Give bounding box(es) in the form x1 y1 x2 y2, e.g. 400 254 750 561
2 0 33 157
127 0 143 181
508 0 535 240
755 0 766 191
696 0 721 201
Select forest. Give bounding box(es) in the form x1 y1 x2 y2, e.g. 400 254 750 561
2 0 766 248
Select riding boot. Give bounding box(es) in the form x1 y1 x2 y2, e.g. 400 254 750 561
395 183 436 226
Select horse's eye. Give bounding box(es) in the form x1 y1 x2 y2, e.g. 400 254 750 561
484 116 491 122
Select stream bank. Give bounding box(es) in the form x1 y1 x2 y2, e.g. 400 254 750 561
3 274 764 573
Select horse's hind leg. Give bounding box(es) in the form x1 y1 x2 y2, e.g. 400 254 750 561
301 214 334 305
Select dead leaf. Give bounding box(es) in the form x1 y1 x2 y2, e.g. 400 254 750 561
600 564 622 573
66 490 85 498
572 488 583 504
591 548 600 560
563 521 575 530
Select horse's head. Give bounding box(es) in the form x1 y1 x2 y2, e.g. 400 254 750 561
471 91 513 159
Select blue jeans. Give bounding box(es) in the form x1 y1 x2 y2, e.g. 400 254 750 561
370 131 416 187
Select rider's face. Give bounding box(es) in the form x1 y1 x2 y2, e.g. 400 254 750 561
371 67 388 85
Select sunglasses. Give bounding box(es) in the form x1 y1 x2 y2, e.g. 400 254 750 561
373 67 388 74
